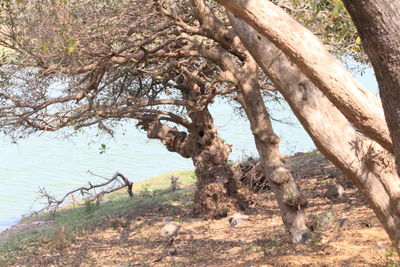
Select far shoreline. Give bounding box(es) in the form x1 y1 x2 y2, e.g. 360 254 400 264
0 216 21 233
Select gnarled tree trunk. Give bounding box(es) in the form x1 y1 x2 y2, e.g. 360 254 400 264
342 0 400 176
229 14 400 250
188 108 252 218
137 77 253 218
235 57 309 243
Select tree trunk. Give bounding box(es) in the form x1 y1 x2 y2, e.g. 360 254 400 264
342 0 400 177
235 57 309 243
187 107 253 218
228 14 400 251
137 109 253 219
216 0 392 153
188 0 308 241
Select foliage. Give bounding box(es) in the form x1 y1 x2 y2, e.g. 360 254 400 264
272 0 368 66
0 0 184 139
0 0 366 141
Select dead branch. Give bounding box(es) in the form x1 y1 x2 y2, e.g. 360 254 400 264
31 172 134 216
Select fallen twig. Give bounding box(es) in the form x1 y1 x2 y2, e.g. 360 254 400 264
31 172 134 216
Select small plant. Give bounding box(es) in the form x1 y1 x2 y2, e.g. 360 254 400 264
170 175 180 192
84 198 97 212
214 207 229 218
246 242 257 252
386 251 395 258
50 225 72 250
140 184 152 196
98 143 109 154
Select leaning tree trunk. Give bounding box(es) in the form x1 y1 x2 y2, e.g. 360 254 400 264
342 0 400 177
235 57 309 243
229 14 400 251
138 110 253 219
216 0 392 153
187 0 308 241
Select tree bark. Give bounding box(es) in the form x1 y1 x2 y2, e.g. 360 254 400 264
186 107 253 218
229 14 400 250
235 57 309 243
187 0 309 241
137 106 253 218
216 0 393 153
341 0 400 177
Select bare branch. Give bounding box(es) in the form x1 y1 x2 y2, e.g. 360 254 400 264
31 172 134 216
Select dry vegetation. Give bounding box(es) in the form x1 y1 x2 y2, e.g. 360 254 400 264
1 152 399 266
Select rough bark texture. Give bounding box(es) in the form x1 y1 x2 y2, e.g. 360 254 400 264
188 0 309 241
137 80 253 219
235 57 309 242
228 14 400 250
342 0 400 177
185 107 253 218
216 0 392 153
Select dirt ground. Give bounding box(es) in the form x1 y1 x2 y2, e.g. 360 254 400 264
2 153 399 266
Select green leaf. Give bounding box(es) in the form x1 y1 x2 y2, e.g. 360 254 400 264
332 5 339 18
43 42 50 52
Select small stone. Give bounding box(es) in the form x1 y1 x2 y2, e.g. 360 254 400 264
361 221 374 228
319 210 337 228
158 222 181 238
325 184 344 199
335 235 345 241
292 229 311 244
338 218 351 228
308 210 338 231
229 213 250 226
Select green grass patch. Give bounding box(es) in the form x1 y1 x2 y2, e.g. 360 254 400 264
0 170 195 262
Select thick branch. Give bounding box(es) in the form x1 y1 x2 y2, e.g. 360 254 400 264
216 0 393 152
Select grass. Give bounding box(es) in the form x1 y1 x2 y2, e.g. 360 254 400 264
0 170 195 263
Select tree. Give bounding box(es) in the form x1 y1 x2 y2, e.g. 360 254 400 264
5 0 397 246
0 0 255 218
341 0 400 177
0 0 310 238
181 0 309 241
215 0 400 250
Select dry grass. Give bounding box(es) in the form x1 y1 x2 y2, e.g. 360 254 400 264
1 154 399 267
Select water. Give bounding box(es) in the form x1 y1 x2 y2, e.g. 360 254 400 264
0 68 378 231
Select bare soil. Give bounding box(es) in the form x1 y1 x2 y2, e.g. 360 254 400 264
2 152 399 266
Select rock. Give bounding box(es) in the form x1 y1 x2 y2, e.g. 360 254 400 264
292 229 311 244
229 213 250 226
325 184 344 199
294 152 306 157
319 210 337 228
361 221 374 228
158 222 181 238
307 210 338 231
338 218 351 228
